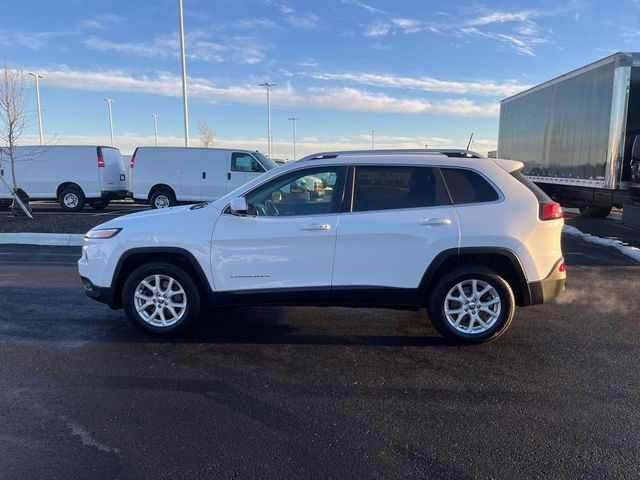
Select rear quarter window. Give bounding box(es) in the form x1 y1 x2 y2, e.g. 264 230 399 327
440 168 500 204
510 169 552 202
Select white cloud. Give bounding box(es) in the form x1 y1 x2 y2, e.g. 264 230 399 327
84 30 268 65
391 18 439 34
78 13 126 30
364 20 391 37
283 12 321 29
340 0 387 15
468 10 538 26
460 27 547 56
0 30 53 50
32 67 500 117
301 71 531 97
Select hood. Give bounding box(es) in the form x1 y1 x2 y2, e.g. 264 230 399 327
90 203 220 231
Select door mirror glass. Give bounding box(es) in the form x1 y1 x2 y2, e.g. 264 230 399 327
229 197 248 216
632 135 640 164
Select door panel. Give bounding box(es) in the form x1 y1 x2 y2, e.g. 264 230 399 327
211 165 346 292
332 165 460 289
211 213 339 292
226 152 265 192
200 151 229 201
332 207 459 289
179 149 202 200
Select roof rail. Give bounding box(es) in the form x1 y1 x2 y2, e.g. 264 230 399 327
297 148 484 162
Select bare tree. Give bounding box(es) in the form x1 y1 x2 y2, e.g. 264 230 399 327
198 119 215 148
0 63 33 217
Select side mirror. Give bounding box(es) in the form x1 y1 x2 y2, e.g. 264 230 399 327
632 135 640 164
229 197 248 216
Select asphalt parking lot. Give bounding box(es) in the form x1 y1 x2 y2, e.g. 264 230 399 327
0 232 638 479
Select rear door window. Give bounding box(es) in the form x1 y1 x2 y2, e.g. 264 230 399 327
440 168 500 204
352 166 450 212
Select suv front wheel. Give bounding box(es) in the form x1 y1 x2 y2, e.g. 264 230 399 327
428 266 515 344
122 262 201 335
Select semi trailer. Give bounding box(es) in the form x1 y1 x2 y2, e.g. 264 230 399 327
497 52 640 217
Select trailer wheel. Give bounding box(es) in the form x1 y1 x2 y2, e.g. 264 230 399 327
59 186 86 212
579 205 611 218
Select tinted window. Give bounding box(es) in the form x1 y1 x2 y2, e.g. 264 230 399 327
352 166 450 212
440 168 500 204
511 169 551 202
245 167 346 217
231 153 265 172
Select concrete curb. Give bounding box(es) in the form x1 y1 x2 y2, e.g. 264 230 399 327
0 233 84 246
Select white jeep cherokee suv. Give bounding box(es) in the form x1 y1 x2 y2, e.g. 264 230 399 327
78 150 565 343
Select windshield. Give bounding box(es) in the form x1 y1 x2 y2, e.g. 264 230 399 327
254 152 278 171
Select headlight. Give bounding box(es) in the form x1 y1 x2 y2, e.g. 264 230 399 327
84 228 121 239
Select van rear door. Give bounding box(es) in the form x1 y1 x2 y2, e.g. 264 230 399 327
98 147 126 194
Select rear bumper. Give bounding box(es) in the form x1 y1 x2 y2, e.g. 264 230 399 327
527 258 566 306
81 276 115 307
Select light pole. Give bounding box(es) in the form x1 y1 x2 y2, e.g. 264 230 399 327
288 117 299 160
104 98 114 147
178 0 189 147
29 72 43 145
152 114 159 146
259 82 276 157
371 129 375 150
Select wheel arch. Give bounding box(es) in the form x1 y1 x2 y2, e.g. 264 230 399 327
57 182 84 198
109 247 211 309
148 184 176 202
420 247 532 307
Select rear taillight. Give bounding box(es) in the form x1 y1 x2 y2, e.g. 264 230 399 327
540 202 563 220
97 155 105 168
558 261 566 273
130 151 136 169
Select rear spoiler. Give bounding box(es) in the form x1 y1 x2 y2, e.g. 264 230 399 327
492 158 524 173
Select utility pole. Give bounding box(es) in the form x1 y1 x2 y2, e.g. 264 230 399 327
371 129 375 150
288 116 299 160
104 98 114 147
152 114 159 146
259 82 276 157
28 72 43 145
178 0 189 147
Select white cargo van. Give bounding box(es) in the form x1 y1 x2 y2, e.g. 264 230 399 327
130 147 277 208
0 145 126 211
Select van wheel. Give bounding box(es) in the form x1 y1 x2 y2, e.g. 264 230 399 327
59 186 86 212
122 262 201 335
150 189 176 209
88 199 110 210
579 205 611 218
427 266 515 344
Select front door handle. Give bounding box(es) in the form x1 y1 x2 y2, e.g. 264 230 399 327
419 218 452 226
301 224 332 231
227 172 231 180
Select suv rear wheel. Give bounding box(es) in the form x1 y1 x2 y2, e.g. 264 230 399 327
122 262 201 335
428 266 515 344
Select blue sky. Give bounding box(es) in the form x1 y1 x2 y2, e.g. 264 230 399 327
3 0 640 157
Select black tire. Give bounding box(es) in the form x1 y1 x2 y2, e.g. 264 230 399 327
427 266 515 344
58 186 86 212
122 262 201 335
150 189 176 209
579 205 611 218
88 198 110 210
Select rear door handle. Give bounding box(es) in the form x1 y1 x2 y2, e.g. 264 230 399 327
419 218 452 226
227 172 231 180
301 224 332 231
202 172 207 180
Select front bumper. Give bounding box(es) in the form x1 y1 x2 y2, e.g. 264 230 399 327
527 258 566 305
81 276 115 306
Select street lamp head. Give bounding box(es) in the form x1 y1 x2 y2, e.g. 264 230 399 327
28 72 43 79
259 82 277 88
